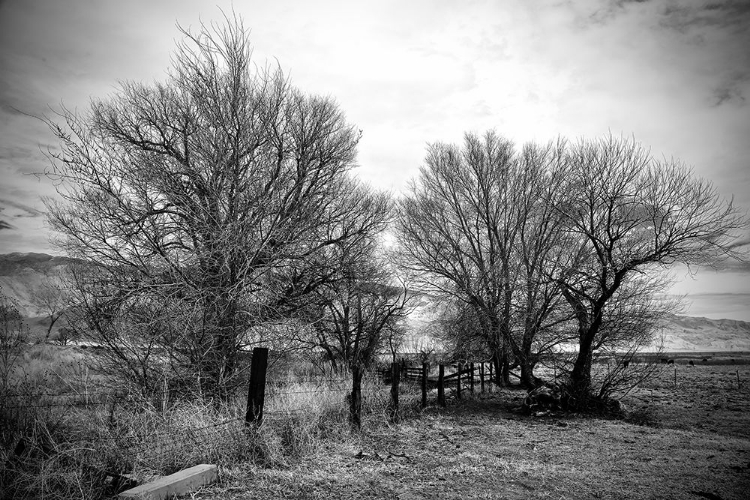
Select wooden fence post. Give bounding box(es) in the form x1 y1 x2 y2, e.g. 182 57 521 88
489 363 493 392
421 362 428 409
438 364 445 407
470 363 475 394
350 364 363 429
245 347 269 427
390 362 401 422
480 363 485 393
457 363 462 399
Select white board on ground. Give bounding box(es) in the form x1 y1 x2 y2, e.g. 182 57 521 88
118 464 218 500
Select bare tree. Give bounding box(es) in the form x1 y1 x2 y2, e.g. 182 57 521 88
31 270 68 343
0 289 28 401
555 135 747 407
396 132 571 388
43 17 379 398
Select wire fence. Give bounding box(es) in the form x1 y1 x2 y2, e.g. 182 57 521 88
0 350 493 498
0 362 398 476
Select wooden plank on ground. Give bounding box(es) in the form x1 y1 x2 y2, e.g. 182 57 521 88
118 464 217 499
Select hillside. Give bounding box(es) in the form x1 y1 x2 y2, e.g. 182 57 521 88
1 253 749 351
658 314 750 352
0 252 73 316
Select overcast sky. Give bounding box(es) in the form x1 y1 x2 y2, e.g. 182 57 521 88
0 0 748 318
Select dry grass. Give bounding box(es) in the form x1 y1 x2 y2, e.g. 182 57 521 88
1 364 419 499
3 351 749 499
194 366 750 500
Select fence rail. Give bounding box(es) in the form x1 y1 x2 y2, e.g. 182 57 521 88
378 360 497 411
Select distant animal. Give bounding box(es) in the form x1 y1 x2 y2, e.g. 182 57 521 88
689 360 695 367
702 358 708 363
666 359 674 365
623 360 630 369
661 358 671 364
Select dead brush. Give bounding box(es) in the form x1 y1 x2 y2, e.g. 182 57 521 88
1 369 401 498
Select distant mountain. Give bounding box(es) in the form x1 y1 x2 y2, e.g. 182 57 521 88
0 253 74 316
0 252 76 339
658 314 750 352
1 253 749 351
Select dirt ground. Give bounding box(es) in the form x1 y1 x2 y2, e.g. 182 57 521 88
196 365 750 500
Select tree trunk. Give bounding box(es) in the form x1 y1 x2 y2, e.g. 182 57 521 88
568 318 600 408
519 357 540 389
492 347 511 387
570 337 594 400
562 287 600 408
349 364 363 429
502 345 511 385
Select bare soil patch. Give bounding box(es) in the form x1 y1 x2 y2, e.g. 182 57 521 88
196 368 750 499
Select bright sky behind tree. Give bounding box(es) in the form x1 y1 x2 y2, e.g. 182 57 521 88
0 0 748 319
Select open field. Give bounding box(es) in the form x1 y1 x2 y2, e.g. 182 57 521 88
195 365 750 500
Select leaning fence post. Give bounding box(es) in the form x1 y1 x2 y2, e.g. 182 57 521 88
438 364 445 407
457 362 462 399
421 362 428 409
245 347 269 427
390 362 401 422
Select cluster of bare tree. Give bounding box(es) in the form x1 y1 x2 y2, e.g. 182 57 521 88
41 16 745 410
396 131 745 407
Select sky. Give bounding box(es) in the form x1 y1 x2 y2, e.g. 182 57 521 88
0 0 749 319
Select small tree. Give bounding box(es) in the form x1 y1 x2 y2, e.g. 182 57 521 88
1 290 28 406
298 238 411 428
31 270 68 343
556 135 746 407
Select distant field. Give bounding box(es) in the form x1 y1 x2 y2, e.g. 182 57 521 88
632 352 750 365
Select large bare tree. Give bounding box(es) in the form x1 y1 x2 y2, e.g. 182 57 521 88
43 18 383 397
556 136 746 406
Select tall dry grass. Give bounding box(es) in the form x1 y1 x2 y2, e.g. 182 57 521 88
1 356 422 500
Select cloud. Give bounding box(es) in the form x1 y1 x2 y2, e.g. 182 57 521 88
661 1 750 32
711 72 749 107
0 205 14 230
0 198 42 218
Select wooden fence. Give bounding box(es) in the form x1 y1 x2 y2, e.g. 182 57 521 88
245 349 498 428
